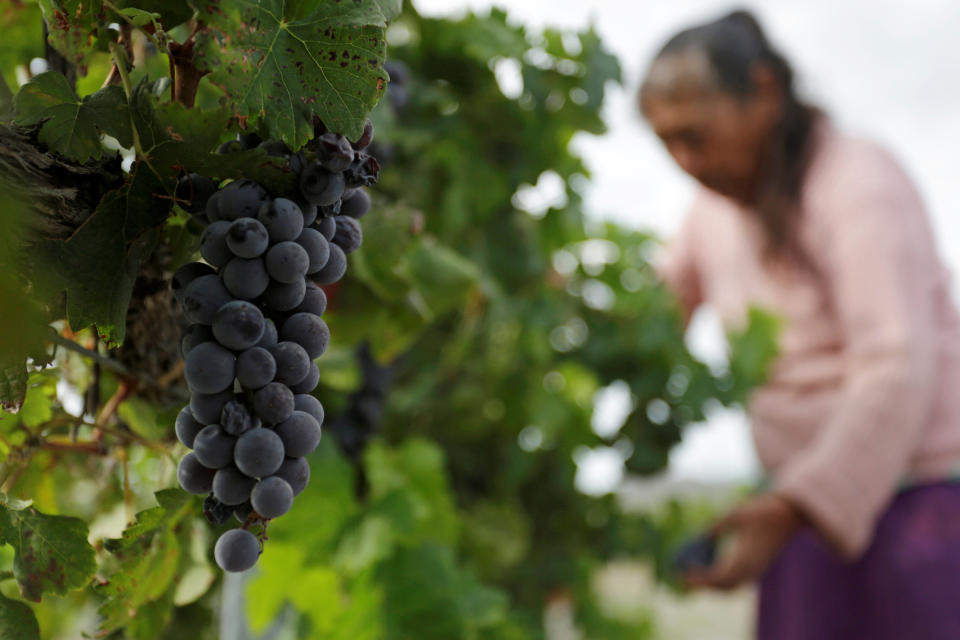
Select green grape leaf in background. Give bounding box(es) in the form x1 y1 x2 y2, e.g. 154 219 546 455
31 166 168 345
191 0 400 146
0 495 97 602
13 72 132 163
0 593 40 640
96 489 198 633
37 0 105 73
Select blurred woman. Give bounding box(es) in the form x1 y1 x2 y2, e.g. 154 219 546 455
641 9 960 639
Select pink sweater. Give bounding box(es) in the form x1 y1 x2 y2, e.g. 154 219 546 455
658 121 960 559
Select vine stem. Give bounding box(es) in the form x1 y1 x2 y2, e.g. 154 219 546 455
107 41 165 187
102 0 166 54
49 332 129 377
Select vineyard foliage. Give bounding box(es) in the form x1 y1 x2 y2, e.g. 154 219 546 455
0 1 776 638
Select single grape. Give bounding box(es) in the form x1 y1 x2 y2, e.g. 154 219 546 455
192 424 236 469
175 406 204 448
236 347 277 390
200 220 233 268
316 132 354 172
300 201 318 227
295 228 330 274
176 173 216 214
339 188 370 219
274 457 311 496
234 427 285 477
220 400 260 436
251 476 294 518
280 313 329 359
257 198 304 243
205 190 223 222
257 318 279 349
289 151 307 176
213 465 257 505
293 394 324 426
184 342 236 394
289 362 320 394
178 453 215 495
315 216 336 241
332 216 363 254
218 180 268 221
182 275 232 325
253 383 295 425
274 410 322 457
180 324 213 359
296 283 327 316
212 300 266 350
190 389 235 425
300 163 345 206
214 529 260 572
221 257 270 300
262 278 306 311
269 341 311 386
351 119 374 150
308 243 347 286
265 242 310 283
172 262 216 303
226 217 269 258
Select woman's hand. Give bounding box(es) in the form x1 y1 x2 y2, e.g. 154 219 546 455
685 492 805 590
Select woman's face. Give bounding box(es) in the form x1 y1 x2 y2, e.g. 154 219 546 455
640 52 782 203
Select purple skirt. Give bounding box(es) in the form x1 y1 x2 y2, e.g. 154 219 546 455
757 482 960 639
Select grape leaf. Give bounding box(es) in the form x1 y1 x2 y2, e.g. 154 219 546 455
96 489 197 633
0 365 27 414
14 72 133 162
0 593 39 640
37 0 106 74
0 495 97 602
192 0 397 146
112 0 194 29
31 166 168 346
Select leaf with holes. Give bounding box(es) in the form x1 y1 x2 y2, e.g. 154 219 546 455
14 72 133 163
96 489 198 633
192 0 399 146
38 0 107 73
0 495 97 602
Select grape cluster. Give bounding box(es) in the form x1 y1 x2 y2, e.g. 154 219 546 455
170 122 376 573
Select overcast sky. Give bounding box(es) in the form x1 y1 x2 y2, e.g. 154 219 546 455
413 0 960 484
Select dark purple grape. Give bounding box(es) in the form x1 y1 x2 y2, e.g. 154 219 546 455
193 424 236 469
351 119 374 150
274 410 321 458
220 400 259 436
175 406 204 448
265 242 310 283
262 278 306 311
189 388 234 427
332 216 363 254
257 318 278 349
295 228 330 274
214 528 260 572
253 383 295 425
274 457 310 496
213 465 257 505
281 313 329 359
234 427 285 477
343 152 380 188
184 342 235 394
251 476 294 518
316 132 353 172
300 163 345 206
269 341 311 386
200 220 233 268
293 394 324 426
295 283 327 316
315 216 336 241
236 347 277 390
222 257 270 300
180 324 213 359
203 494 234 525
218 180 268 222
178 453 215 495
308 243 347 286
289 362 319 394
176 173 217 215
212 300 266 351
172 262 216 303
226 217 269 258
339 189 370 219
182 275 232 325
257 198 304 243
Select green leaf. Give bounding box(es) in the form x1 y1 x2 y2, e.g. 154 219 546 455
117 7 162 27
14 72 132 162
0 365 27 414
38 0 105 73
96 489 197 633
245 544 341 634
192 0 393 145
402 240 479 317
0 593 39 640
0 75 13 122
32 166 168 345
377 544 507 639
18 373 57 429
0 495 97 602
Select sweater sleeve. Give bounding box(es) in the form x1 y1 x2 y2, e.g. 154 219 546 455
776 144 940 559
656 199 705 324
